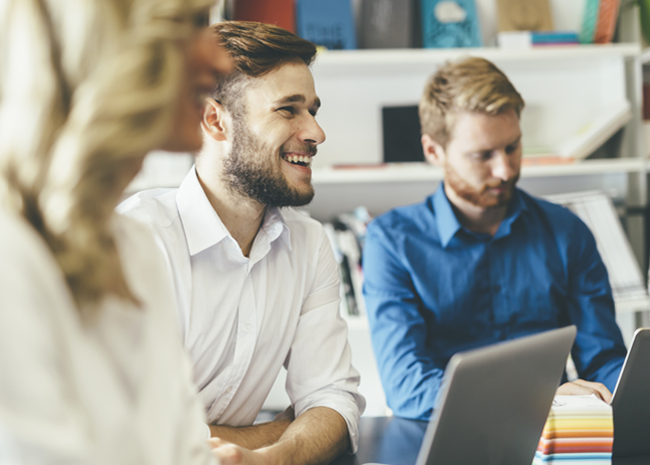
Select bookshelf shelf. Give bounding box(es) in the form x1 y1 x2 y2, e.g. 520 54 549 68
314 43 641 77
640 47 650 64
312 158 648 185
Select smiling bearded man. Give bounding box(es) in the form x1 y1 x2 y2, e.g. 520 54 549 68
119 21 364 465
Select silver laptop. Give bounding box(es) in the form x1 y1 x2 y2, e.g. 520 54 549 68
612 328 650 464
365 326 576 465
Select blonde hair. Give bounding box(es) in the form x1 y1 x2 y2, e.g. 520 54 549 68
0 0 213 307
419 56 525 146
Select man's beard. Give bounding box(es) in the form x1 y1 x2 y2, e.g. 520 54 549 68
445 160 519 208
222 119 316 208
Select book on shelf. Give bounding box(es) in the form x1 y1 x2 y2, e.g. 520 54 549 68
496 0 554 32
580 0 600 44
359 0 420 49
296 0 357 50
420 0 482 48
498 31 579 49
594 0 621 44
544 191 650 312
233 0 295 33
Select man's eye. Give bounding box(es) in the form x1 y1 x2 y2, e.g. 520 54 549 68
505 143 519 154
470 152 490 161
278 107 295 115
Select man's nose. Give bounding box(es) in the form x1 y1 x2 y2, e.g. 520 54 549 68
298 114 326 146
491 151 516 181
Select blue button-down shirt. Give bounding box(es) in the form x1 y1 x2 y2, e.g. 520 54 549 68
362 185 627 420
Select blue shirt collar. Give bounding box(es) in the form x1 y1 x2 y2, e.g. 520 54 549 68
433 184 528 247
433 185 461 248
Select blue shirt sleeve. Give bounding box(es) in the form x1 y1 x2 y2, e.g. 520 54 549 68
565 218 626 392
362 222 442 420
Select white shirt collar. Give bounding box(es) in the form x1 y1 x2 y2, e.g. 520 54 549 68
260 207 292 252
176 166 291 256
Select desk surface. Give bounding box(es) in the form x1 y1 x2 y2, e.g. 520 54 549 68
331 417 427 465
333 416 650 465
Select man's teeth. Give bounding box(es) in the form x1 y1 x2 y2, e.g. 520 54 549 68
282 154 312 166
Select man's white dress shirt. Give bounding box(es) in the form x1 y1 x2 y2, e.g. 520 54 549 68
0 209 216 465
119 166 365 450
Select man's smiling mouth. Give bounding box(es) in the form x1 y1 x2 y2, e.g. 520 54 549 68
282 153 313 167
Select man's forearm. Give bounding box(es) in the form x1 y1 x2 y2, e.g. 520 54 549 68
210 418 292 450
258 407 350 465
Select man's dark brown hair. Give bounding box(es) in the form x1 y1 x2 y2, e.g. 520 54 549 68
210 21 318 112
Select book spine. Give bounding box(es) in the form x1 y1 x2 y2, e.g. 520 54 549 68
593 0 621 44
580 0 600 44
234 0 295 33
531 32 579 44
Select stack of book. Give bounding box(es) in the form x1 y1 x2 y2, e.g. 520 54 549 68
534 395 613 465
498 31 579 48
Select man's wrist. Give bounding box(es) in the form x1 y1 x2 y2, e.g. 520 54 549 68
255 444 287 465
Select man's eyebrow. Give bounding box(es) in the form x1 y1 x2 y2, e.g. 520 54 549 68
275 94 321 108
508 135 522 146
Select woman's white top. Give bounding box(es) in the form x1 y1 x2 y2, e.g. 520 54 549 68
0 209 216 465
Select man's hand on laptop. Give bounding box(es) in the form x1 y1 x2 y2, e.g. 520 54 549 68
556 379 613 403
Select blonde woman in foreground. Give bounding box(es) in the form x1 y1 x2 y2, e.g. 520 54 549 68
0 0 232 463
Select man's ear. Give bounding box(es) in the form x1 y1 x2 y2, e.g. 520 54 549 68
202 98 228 142
421 134 445 166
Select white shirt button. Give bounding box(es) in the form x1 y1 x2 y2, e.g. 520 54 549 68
243 323 252 333
224 386 232 394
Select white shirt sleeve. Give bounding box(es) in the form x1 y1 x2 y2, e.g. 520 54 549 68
284 228 366 453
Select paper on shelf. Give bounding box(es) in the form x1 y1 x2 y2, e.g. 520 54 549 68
554 101 632 160
544 191 649 313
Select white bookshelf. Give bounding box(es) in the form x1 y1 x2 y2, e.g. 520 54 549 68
312 158 649 185
310 44 641 169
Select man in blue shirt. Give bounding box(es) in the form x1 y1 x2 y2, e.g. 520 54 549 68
362 57 627 421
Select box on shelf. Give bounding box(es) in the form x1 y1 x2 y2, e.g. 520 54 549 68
496 0 553 32
420 0 482 48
